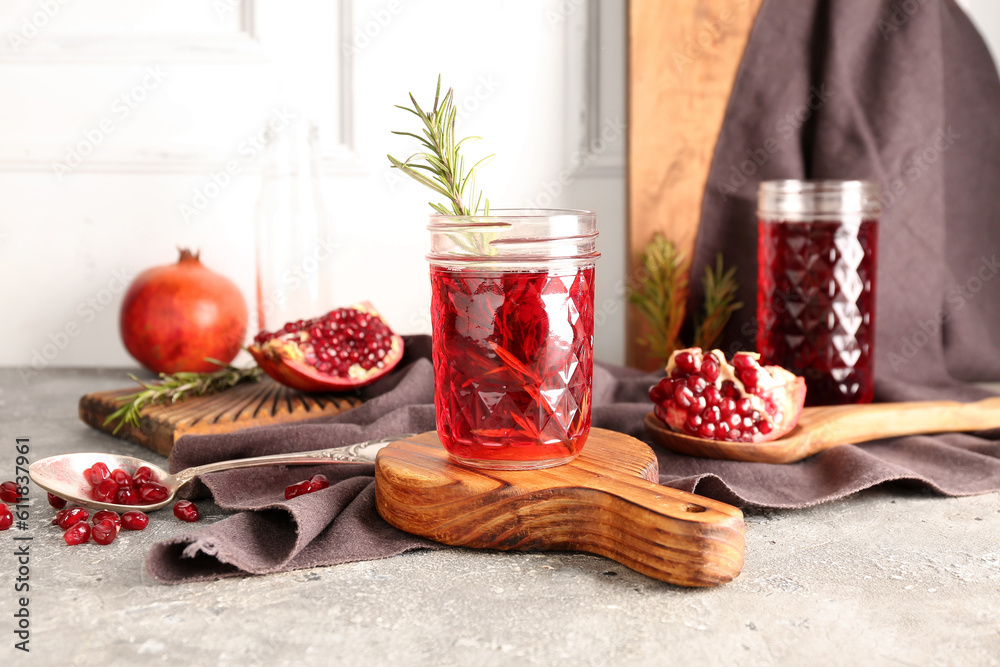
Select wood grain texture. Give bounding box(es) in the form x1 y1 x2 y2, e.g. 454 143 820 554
627 0 764 369
79 378 362 457
645 397 1000 463
375 429 745 588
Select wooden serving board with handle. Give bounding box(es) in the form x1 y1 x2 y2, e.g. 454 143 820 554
79 378 362 457
374 429 745 588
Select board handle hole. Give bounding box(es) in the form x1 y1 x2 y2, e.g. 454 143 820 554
684 503 707 513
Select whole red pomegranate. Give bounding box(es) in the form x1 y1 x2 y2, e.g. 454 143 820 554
120 249 248 373
249 302 403 392
650 348 806 443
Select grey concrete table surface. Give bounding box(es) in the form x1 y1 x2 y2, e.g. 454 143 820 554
0 368 998 667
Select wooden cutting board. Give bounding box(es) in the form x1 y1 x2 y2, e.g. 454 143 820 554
79 378 362 457
375 429 745 587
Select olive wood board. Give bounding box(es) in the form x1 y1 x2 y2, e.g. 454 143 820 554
374 429 745 588
79 378 363 457
644 396 1000 464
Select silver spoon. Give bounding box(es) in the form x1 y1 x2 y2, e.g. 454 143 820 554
28 435 410 513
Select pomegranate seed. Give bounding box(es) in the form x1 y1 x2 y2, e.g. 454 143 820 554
670 366 688 380
93 478 120 503
757 420 774 435
724 413 742 429
721 381 739 398
686 375 707 394
684 414 702 434
688 395 707 415
716 421 731 437
736 398 754 417
0 504 12 531
93 510 121 534
739 366 761 389
0 481 21 503
309 474 330 491
133 466 152 486
138 482 170 504
111 469 133 487
47 492 67 509
63 522 91 545
733 353 755 370
58 508 89 530
701 406 721 424
674 351 699 374
92 519 117 545
121 511 149 531
284 480 314 500
674 385 695 409
650 378 671 404
85 462 111 486
702 385 721 406
698 422 717 439
720 398 737 417
52 509 68 525
173 500 199 522
116 486 139 506
701 356 720 382
728 428 743 441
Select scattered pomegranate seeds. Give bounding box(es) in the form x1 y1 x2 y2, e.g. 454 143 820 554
111 469 133 487
121 511 149 531
173 500 199 522
133 466 152 486
93 510 122 534
0 504 12 531
0 480 21 503
285 474 332 500
57 507 89 530
64 522 91 545
92 519 118 545
47 492 68 509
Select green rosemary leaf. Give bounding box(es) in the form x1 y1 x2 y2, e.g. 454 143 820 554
694 253 743 351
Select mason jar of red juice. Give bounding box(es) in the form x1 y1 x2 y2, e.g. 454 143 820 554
427 209 599 470
757 180 880 405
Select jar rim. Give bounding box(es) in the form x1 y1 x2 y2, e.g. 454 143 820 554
429 208 595 223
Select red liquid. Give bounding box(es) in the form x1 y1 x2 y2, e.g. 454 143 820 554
758 218 878 405
430 266 595 467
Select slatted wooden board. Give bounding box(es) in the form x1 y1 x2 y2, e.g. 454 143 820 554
79 378 363 457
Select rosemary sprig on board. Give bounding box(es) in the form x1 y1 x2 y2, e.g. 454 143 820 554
694 253 743 351
103 362 263 434
628 236 742 365
628 233 689 363
388 75 494 222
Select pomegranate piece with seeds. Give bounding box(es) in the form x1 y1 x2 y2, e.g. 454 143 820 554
0 480 21 503
248 302 404 392
121 511 149 531
649 348 806 443
0 504 12 531
47 492 68 509
64 522 91 545
173 500 199 522
92 519 118 545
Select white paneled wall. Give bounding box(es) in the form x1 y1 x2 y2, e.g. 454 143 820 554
1 0 627 379
3 1 996 378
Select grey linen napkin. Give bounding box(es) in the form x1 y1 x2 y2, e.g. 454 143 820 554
147 0 1000 582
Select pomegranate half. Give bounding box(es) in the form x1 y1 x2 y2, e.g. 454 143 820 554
649 348 806 443
120 249 248 374
248 302 404 392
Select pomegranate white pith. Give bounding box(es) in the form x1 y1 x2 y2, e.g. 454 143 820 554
649 348 806 443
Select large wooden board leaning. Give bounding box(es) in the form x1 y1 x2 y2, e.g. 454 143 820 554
79 378 362 457
375 429 745 588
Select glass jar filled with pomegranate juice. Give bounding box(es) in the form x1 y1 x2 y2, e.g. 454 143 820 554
757 180 880 405
427 210 599 470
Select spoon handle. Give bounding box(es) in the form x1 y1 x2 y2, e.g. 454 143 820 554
805 396 1000 448
173 435 414 485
